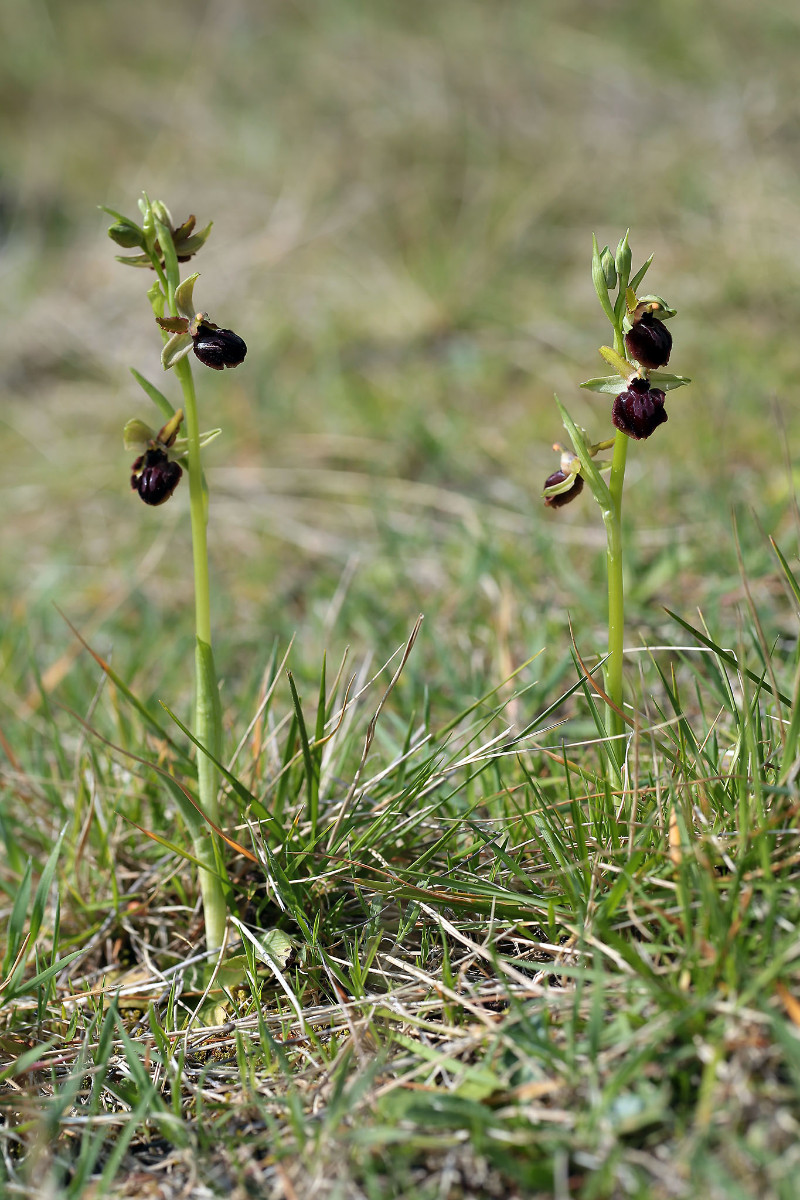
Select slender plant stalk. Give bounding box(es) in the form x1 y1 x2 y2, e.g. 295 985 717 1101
112 196 249 950
604 322 629 768
175 354 226 950
151 216 226 950
604 430 627 767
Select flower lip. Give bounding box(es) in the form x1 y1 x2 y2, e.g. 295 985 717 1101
612 377 668 440
624 311 672 370
544 469 584 508
192 322 248 370
131 447 183 506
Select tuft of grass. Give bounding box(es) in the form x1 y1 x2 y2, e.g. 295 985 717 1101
4 574 800 1196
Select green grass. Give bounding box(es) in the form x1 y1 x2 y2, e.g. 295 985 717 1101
4 0 800 1196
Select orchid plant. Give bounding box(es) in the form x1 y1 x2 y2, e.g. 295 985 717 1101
543 233 690 772
104 195 247 949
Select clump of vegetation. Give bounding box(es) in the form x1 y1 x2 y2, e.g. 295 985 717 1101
2 192 800 1199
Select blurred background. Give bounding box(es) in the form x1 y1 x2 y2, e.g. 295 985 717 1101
2 0 800 730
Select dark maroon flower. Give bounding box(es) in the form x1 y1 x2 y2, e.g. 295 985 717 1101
544 469 584 508
612 378 667 440
131 448 183 506
625 311 672 370
192 322 247 370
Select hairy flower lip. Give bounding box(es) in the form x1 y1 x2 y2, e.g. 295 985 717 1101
612 377 668 440
192 323 248 370
624 312 672 370
131 447 183 505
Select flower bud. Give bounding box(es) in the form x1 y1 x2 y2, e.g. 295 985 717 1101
108 220 145 249
543 470 584 508
131 448 183 505
612 378 667 440
615 232 631 284
624 311 672 370
192 323 247 370
600 246 617 289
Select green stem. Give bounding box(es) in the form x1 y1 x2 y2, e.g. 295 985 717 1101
603 322 629 772
604 431 627 770
174 354 227 950
148 211 227 951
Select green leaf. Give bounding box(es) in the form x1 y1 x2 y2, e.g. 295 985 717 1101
130 369 175 420
554 395 612 510
287 671 319 841
770 536 800 614
664 607 792 707
2 860 31 976
629 254 654 292
30 829 65 948
159 700 284 842
3 951 82 1003
0 1038 59 1085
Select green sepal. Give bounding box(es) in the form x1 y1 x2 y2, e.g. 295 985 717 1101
554 395 612 511
175 273 200 320
177 223 213 258
161 331 193 370
591 234 616 324
580 375 628 395
636 294 677 320
130 368 175 420
123 418 156 451
648 371 691 391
